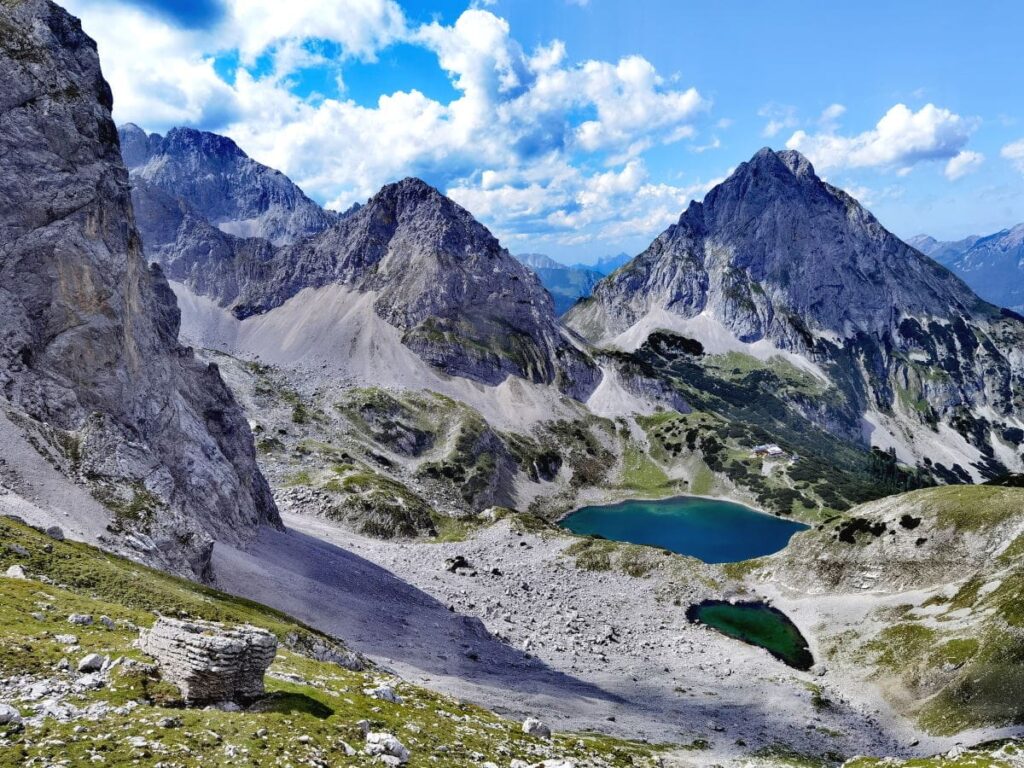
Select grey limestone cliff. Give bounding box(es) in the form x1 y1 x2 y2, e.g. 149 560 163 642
0 0 279 579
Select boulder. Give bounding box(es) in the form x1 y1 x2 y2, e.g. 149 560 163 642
68 614 93 626
365 684 403 703
364 732 410 764
445 555 472 573
4 565 26 579
138 617 277 704
0 704 21 726
77 653 105 673
522 717 551 739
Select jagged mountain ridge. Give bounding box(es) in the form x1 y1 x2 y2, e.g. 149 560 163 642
0 0 278 579
129 146 602 397
910 225 1024 312
907 233 982 267
566 148 1024 477
120 123 338 247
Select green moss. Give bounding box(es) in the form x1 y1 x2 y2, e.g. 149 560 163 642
563 538 665 577
617 544 661 578
864 623 937 671
429 514 481 543
330 472 435 538
619 443 672 493
283 469 313 486
91 481 162 531
924 486 1024 532
949 577 983 611
721 557 766 580
998 534 1024 564
565 538 614 571
690 462 716 495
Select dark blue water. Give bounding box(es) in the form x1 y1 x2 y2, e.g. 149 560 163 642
560 496 808 564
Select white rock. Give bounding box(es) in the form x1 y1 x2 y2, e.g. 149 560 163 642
522 717 551 739
4 564 26 579
67 614 93 626
77 653 105 673
54 634 78 645
364 732 410 763
0 704 22 726
365 684 403 703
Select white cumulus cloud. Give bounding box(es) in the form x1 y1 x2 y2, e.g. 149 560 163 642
1003 138 1024 173
786 103 977 174
64 0 714 254
944 150 984 180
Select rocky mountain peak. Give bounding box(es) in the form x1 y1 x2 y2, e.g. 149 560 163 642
118 122 156 168
160 126 249 164
218 176 602 396
353 176 503 260
566 146 1024 476
120 123 336 247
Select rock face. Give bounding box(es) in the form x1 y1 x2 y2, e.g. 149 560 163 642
120 123 337 247
567 148 1024 476
911 225 1024 313
0 0 279 579
138 617 277 704
144 166 601 397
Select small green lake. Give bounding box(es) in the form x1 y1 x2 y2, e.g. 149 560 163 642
560 496 808 564
686 600 814 670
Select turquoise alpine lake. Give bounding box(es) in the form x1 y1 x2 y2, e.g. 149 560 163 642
560 496 808 564
686 600 814 670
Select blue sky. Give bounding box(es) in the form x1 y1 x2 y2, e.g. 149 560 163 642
65 0 1024 263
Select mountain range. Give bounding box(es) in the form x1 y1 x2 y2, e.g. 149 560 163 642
113 121 1024 511
909 225 1024 313
5 2 1024 764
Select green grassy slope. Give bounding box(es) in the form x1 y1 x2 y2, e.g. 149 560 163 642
0 517 659 767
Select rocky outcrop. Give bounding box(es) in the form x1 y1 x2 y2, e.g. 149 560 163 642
0 0 279 578
567 148 1024 475
138 617 277 704
754 485 1024 594
120 123 337 247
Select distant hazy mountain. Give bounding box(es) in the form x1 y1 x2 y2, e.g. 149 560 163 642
909 226 1024 312
574 252 632 275
515 253 604 315
906 234 982 267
